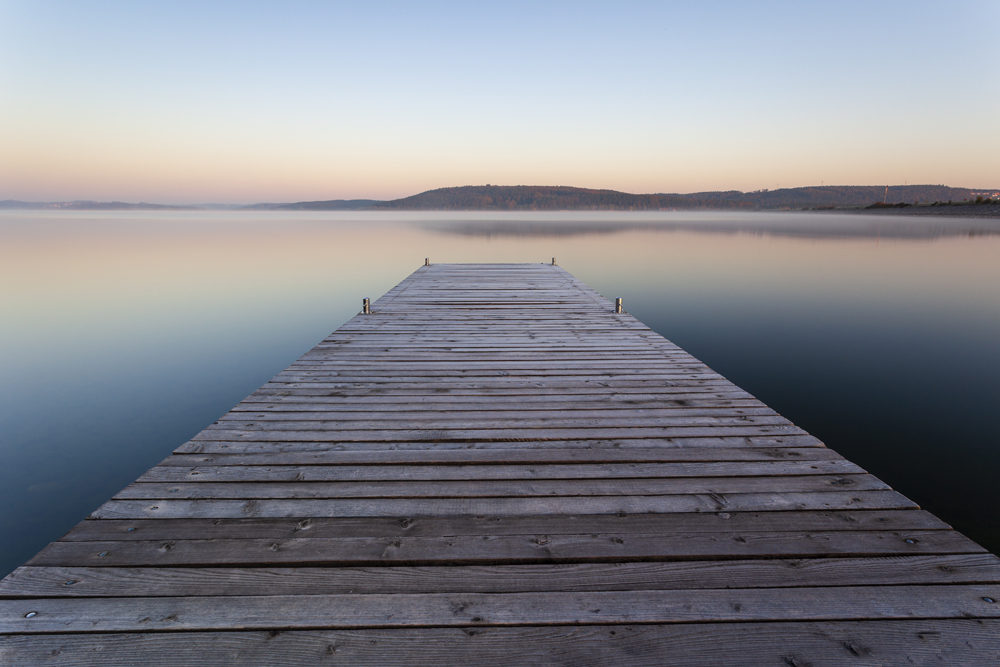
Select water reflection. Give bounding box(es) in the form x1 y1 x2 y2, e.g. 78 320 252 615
1 210 998 576
420 211 1000 239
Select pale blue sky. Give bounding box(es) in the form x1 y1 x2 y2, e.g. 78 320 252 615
1 1 998 203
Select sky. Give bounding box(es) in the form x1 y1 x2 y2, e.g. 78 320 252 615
1 1 998 204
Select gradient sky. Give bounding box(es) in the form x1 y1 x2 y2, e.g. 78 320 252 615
1 1 998 204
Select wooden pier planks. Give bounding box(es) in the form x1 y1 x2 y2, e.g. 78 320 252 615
2 262 998 666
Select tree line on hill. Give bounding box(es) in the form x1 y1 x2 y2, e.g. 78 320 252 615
245 184 992 211
368 185 750 211
673 185 987 209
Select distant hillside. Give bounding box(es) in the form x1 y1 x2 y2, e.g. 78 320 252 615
241 199 380 211
370 185 750 211
0 200 196 211
672 185 992 209
6 185 995 213
261 184 994 212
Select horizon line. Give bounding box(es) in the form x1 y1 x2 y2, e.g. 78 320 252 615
4 182 998 210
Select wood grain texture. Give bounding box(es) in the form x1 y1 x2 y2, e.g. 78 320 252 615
4 622 999 667
5 554 999 597
150 446 845 466
53 509 952 541
112 474 891 499
24 530 983 568
5 585 1000 632
2 262 994 664
87 489 920 519
136 460 866 482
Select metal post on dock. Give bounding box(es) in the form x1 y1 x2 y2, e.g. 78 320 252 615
362 298 371 315
614 298 623 314
551 257 556 265
425 258 430 266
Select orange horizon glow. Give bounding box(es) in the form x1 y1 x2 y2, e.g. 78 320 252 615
1 3 998 205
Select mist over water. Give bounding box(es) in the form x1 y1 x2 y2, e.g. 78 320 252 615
2 210 999 576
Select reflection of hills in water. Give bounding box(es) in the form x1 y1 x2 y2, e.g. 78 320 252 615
425 212 1000 241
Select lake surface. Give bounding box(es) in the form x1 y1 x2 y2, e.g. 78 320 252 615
2 210 999 577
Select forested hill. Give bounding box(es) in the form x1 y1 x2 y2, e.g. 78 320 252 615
370 186 749 211
250 184 994 212
674 185 990 209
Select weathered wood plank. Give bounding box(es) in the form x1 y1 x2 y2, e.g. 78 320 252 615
54 509 951 542
154 446 843 466
260 380 743 391
137 460 865 483
204 415 793 431
5 586 1000 632
234 395 761 408
268 373 726 382
188 425 810 443
176 434 826 454
286 359 711 366
6 554 998 597
216 407 779 421
5 621 998 667
88 490 918 519
114 475 889 500
248 386 751 397
25 529 982 568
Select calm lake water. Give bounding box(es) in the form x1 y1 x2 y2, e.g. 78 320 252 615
2 210 999 576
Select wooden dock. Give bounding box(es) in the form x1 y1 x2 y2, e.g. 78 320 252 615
2 262 999 665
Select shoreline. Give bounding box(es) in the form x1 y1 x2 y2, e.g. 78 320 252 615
810 204 1000 219
2 203 998 218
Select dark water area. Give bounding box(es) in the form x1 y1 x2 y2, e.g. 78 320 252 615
1 210 999 577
